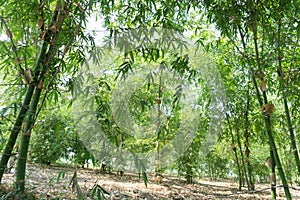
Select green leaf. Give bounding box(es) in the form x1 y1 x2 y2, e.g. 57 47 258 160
56 170 65 183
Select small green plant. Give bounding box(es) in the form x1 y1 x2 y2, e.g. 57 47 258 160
69 170 85 200
91 184 110 200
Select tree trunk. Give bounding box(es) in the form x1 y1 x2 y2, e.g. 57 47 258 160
236 126 249 189
15 0 66 192
276 5 300 176
253 27 290 199
0 30 50 184
226 114 242 190
186 162 193 184
0 86 34 183
237 24 291 199
155 68 163 173
269 149 277 199
244 92 255 190
16 83 44 192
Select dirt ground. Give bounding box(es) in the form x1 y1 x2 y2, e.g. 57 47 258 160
1 164 300 199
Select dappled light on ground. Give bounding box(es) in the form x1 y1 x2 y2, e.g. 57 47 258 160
1 164 300 199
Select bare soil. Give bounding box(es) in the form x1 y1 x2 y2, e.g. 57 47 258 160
1 164 300 199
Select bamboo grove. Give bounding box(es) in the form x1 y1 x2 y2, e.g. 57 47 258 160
0 0 299 199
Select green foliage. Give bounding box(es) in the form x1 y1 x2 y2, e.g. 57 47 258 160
0 103 19 151
69 170 85 200
29 111 91 166
71 140 95 168
0 0 300 197
249 144 269 182
134 156 148 187
92 184 109 200
56 170 66 183
29 113 70 165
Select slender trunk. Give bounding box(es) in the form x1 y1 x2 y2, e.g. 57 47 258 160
186 161 192 184
253 27 290 199
284 148 292 185
269 148 277 199
16 83 44 192
236 126 249 189
155 67 163 174
276 2 300 176
0 86 34 183
237 22 291 199
15 0 66 192
244 91 254 190
0 34 48 184
226 114 242 190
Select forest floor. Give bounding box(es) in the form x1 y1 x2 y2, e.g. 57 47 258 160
1 164 300 199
